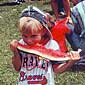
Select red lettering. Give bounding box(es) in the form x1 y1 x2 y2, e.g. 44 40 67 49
19 71 26 81
28 76 47 85
27 76 32 80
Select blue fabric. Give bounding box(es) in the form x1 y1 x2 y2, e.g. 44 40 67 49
66 23 80 51
66 25 85 71
71 1 85 50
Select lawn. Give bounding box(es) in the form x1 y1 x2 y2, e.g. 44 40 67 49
0 0 85 85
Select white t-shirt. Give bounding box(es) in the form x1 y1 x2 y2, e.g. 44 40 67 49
18 39 59 85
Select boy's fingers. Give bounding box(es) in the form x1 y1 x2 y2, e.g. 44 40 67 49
10 40 18 47
70 51 80 60
10 40 18 51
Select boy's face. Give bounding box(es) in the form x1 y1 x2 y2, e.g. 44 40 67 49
21 31 41 46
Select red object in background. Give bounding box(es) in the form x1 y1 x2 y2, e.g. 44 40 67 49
51 18 71 52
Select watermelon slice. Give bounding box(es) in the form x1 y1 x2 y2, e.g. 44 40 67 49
17 43 71 61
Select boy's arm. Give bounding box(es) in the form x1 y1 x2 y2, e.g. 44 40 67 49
12 51 22 71
10 40 22 71
53 60 75 73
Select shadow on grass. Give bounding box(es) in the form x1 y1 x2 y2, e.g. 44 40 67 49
0 1 23 6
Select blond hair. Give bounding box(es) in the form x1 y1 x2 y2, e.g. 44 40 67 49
18 17 43 34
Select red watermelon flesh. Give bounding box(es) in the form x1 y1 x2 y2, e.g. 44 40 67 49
17 43 71 61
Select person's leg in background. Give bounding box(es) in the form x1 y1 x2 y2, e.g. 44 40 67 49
51 0 71 19
63 0 70 17
51 0 59 19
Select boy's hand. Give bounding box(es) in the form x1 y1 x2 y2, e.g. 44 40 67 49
67 51 80 60
10 39 18 52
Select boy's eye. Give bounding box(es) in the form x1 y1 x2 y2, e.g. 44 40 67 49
22 34 40 38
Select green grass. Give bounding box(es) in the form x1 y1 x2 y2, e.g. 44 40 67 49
0 1 85 85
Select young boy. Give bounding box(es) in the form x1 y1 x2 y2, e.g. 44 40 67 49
10 17 60 85
10 6 80 85
10 16 80 85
